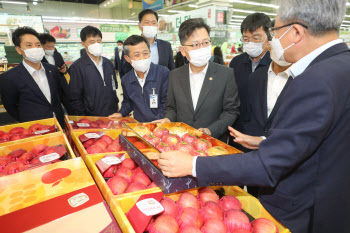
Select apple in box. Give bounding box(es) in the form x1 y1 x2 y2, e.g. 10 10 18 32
182 133 197 146
143 134 161 146
162 134 180 147
153 126 169 139
194 138 212 152
207 146 229 156
251 218 279 233
174 141 193 153
155 142 172 152
96 153 125 175
190 150 208 157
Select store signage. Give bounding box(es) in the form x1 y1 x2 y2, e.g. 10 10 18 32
176 15 191 28
217 12 224 23
100 24 130 33
142 0 164 11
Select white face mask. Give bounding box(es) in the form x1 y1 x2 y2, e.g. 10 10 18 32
88 43 103 57
21 47 45 63
185 45 212 67
117 45 123 51
142 26 158 39
45 49 55 56
243 36 267 58
269 25 295 62
270 47 292 67
130 57 151 73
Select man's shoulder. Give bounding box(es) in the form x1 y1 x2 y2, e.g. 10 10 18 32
157 39 171 48
170 64 188 76
70 57 84 69
102 56 114 66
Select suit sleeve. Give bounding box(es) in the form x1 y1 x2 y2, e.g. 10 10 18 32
229 56 238 69
119 79 133 117
207 69 240 138
0 75 19 121
156 68 170 119
167 44 175 71
196 75 334 187
164 71 177 122
52 67 71 113
114 48 119 71
68 64 85 115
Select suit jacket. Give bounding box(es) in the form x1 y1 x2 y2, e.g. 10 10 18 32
196 43 350 233
156 39 175 71
229 52 272 133
244 66 292 137
68 53 119 116
0 62 65 127
114 47 132 78
165 61 240 140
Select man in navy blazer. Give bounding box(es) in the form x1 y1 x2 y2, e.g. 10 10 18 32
114 40 132 79
158 1 350 232
0 27 65 127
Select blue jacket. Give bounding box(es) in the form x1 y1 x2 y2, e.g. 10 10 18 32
68 53 119 116
114 47 132 78
0 62 65 127
197 43 350 233
229 52 272 133
119 63 169 122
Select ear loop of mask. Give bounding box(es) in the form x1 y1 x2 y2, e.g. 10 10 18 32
278 25 295 51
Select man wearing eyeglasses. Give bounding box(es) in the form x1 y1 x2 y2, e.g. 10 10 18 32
228 13 272 151
154 18 239 142
158 0 350 232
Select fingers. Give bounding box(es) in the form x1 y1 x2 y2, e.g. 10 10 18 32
228 126 242 138
152 119 162 123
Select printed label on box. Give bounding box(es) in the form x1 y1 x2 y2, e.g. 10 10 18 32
68 193 90 208
101 157 122 165
84 133 101 139
39 153 60 163
68 120 74 124
34 129 50 135
77 123 90 127
136 198 164 216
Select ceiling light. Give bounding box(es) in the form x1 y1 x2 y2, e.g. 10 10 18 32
232 9 276 16
231 15 246 19
33 2 37 5
108 2 110 4
104 4 106 6
230 0 278 9
231 19 243 22
159 14 169 17
188 4 198 8
1 1 27 5
26 5 31 12
168 10 185 13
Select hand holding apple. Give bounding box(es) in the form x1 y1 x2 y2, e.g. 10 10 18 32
158 150 193 177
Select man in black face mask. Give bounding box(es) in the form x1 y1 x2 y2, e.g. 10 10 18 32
0 27 65 127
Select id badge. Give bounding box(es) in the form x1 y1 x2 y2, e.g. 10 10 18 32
111 75 116 90
150 94 158 108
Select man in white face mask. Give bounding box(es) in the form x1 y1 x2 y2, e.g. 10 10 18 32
109 35 169 122
114 40 131 79
0 27 66 127
69 26 119 117
138 9 175 71
154 18 239 142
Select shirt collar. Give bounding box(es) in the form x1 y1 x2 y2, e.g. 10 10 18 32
289 39 343 78
22 59 45 76
134 68 150 81
249 51 268 65
268 62 290 77
88 55 103 67
189 63 209 76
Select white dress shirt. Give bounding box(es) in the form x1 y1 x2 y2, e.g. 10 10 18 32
134 69 149 88
192 39 344 178
189 63 209 110
23 60 51 103
267 63 290 117
45 55 55 66
119 50 122 60
89 56 104 81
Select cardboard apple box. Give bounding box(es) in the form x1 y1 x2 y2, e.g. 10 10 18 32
84 152 161 206
110 186 290 233
0 117 63 147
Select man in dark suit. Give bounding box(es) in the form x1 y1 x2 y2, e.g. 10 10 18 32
229 13 272 150
0 27 65 127
138 9 175 71
114 40 131 78
154 18 239 141
69 26 119 116
39 33 71 113
158 1 350 232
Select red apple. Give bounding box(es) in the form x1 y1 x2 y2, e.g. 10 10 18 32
251 218 278 233
190 150 208 157
162 134 180 147
143 134 161 146
93 139 109 150
182 133 197 146
155 142 172 152
194 138 212 152
100 135 113 145
9 127 24 134
153 126 169 139
207 146 229 156
22 129 34 136
78 118 90 124
133 142 147 150
175 141 193 153
86 145 104 154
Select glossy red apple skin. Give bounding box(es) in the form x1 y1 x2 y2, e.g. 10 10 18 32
153 127 170 139
155 142 172 152
174 141 193 153
162 134 180 147
189 150 208 157
194 138 212 152
143 134 161 146
182 133 198 146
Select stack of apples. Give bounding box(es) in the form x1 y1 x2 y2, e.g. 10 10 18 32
103 158 157 195
79 133 124 154
141 126 230 156
0 124 56 143
0 144 67 176
148 187 279 233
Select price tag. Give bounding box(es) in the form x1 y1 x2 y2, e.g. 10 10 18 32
101 156 122 165
39 153 60 163
77 123 90 127
136 198 164 216
34 129 50 135
84 133 101 139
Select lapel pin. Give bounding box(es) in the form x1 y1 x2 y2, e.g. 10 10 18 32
209 77 213 81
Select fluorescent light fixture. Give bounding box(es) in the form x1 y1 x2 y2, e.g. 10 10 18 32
188 4 198 8
159 14 169 17
230 0 279 9
231 19 243 22
343 20 350 23
347 2 350 6
42 16 139 25
232 9 276 16
33 1 37 5
168 10 185 13
104 4 106 6
229 22 242 26
1 1 27 5
231 15 246 19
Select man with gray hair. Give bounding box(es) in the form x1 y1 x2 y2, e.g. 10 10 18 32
158 1 350 232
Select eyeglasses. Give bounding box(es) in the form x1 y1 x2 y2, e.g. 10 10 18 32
182 40 212 50
240 34 266 43
269 22 308 37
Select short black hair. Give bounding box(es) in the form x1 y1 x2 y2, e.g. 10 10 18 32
213 46 223 57
138 9 158 22
39 33 56 45
123 35 150 56
80 25 102 42
117 40 123 44
241 13 272 40
178 18 211 45
12 26 40 47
